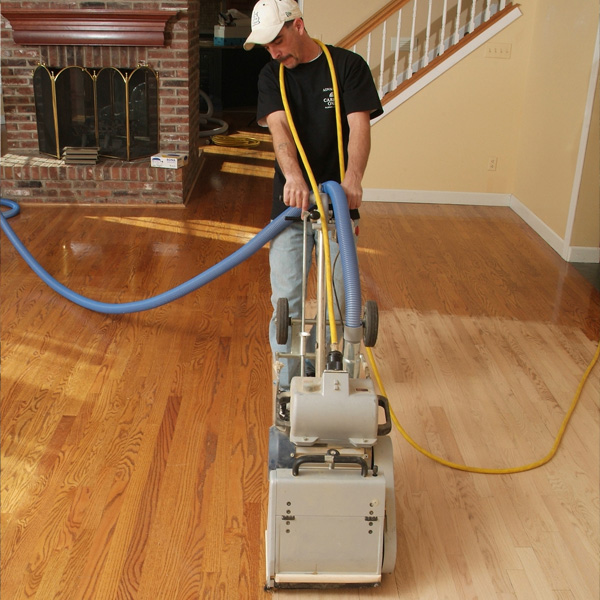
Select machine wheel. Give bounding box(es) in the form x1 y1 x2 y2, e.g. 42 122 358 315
276 298 290 345
363 300 379 347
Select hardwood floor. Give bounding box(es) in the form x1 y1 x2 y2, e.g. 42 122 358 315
1 129 599 599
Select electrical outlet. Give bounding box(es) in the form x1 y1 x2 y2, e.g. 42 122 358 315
485 42 512 59
488 156 498 171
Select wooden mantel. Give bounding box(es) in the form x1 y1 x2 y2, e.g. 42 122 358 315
1 9 180 46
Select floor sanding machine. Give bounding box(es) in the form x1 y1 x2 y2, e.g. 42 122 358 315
265 182 397 589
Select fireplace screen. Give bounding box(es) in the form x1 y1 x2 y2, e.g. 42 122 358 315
33 64 159 161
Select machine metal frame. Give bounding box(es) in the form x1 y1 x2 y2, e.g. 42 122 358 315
265 196 397 589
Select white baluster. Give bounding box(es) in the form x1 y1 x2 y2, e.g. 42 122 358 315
366 32 372 67
484 0 491 22
392 8 402 88
424 0 433 67
408 0 418 78
379 20 387 96
454 0 463 45
469 0 476 33
499 0 507 9
439 0 448 56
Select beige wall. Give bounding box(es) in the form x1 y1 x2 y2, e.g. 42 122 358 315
363 20 527 194
512 0 599 240
303 0 600 252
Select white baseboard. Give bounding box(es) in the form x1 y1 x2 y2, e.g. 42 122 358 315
363 188 599 264
507 194 567 258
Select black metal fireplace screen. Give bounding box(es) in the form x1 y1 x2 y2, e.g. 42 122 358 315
33 64 159 161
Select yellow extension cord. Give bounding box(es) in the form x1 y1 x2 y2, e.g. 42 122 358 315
366 342 600 474
279 39 344 346
281 39 600 474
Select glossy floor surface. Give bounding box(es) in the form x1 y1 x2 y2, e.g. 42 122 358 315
1 124 599 599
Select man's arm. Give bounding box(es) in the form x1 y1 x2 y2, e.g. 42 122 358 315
343 110 372 210
265 111 311 211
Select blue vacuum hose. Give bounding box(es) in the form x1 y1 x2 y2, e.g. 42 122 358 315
0 197 300 314
0 184 360 324
322 181 362 330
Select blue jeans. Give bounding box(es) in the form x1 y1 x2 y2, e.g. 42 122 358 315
269 220 356 388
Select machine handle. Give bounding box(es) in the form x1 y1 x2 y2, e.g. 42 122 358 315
377 395 392 436
291 454 369 477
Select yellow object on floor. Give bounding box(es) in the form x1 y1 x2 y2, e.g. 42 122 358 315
211 134 260 147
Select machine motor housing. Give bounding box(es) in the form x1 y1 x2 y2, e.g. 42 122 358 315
289 372 379 447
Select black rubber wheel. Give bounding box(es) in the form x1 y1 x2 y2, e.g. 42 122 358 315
363 300 379 347
276 297 290 345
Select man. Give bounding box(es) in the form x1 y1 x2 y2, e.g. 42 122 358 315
244 0 383 387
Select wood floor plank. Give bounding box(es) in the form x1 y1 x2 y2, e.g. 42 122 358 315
2 125 599 598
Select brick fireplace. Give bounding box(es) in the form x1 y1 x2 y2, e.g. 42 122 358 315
0 1 202 205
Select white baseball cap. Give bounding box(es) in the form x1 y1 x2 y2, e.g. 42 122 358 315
243 0 303 50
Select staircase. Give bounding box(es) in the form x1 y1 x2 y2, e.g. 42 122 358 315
337 0 522 121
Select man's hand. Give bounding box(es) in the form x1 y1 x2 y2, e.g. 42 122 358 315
341 172 363 211
282 175 311 211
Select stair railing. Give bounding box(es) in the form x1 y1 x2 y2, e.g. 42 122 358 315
337 0 515 102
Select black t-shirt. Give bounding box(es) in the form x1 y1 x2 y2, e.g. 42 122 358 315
257 45 383 219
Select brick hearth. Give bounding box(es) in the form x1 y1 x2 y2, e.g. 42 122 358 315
1 152 188 204
0 1 202 205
